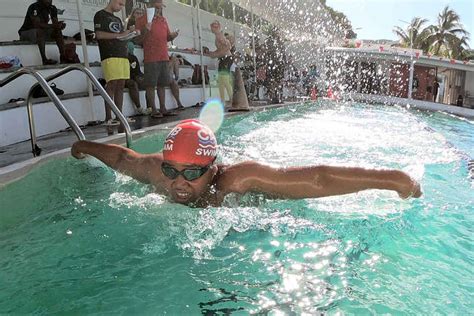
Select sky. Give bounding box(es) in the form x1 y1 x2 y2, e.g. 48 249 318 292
326 0 473 47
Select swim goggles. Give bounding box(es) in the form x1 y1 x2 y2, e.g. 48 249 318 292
161 162 210 181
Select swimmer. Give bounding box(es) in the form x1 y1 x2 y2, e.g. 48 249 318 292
71 119 422 207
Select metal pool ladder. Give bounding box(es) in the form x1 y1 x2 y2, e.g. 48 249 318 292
0 65 132 157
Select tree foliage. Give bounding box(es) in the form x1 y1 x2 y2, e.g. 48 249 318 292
393 6 470 59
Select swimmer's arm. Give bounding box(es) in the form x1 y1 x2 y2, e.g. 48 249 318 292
222 162 422 199
71 140 161 184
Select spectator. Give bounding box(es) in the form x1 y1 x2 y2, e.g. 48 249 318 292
125 7 145 30
126 42 148 115
208 21 233 105
433 78 439 102
169 54 185 110
94 0 134 126
136 0 179 118
18 0 66 65
263 28 286 104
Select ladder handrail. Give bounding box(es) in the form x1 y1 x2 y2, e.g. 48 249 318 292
0 67 86 157
28 64 133 148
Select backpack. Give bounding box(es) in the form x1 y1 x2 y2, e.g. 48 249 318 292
32 82 64 98
73 29 96 42
63 43 80 64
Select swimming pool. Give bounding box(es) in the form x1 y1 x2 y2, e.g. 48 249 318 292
1 101 473 314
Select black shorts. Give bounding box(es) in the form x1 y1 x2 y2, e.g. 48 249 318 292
19 28 57 43
144 61 170 87
218 55 233 72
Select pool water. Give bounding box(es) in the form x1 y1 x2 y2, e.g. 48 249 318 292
1 101 473 314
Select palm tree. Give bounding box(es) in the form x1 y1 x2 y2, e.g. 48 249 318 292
393 17 430 51
426 6 470 57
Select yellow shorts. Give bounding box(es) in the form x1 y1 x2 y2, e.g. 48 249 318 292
101 58 130 82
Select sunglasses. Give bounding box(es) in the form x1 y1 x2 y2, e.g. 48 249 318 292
161 163 210 181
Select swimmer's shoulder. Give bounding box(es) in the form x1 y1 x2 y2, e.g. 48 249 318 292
140 152 166 185
215 161 259 194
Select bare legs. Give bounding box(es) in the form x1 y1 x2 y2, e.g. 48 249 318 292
126 79 142 112
35 28 65 64
170 80 183 108
104 79 125 121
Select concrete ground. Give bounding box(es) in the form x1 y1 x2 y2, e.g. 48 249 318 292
0 106 206 168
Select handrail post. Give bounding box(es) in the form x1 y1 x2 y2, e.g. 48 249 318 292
78 65 133 148
1 65 133 156
28 71 86 156
1 68 86 157
35 65 133 148
26 92 40 156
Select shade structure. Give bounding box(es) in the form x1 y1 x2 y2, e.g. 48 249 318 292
228 0 345 45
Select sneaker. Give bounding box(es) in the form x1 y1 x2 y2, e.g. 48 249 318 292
50 83 64 96
103 119 119 126
126 117 136 123
135 107 145 115
144 108 153 115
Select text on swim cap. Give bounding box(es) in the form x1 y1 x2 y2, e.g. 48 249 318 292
195 148 217 156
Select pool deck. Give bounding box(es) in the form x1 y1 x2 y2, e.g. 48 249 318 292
0 106 203 168
1 96 473 187
0 101 292 186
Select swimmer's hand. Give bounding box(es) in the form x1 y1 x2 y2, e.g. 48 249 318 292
397 177 422 199
71 141 86 159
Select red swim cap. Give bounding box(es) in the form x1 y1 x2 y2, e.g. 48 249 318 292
162 119 218 166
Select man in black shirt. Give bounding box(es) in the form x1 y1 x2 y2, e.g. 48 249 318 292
18 0 66 65
94 0 134 126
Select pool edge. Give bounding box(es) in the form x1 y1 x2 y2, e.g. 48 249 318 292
0 102 292 188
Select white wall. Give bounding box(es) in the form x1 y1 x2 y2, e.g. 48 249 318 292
0 0 256 53
0 85 220 147
0 43 218 104
465 71 474 96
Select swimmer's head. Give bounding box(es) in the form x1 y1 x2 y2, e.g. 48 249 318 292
161 120 218 205
162 119 217 166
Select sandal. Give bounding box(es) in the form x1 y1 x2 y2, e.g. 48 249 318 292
103 119 120 127
150 113 163 119
162 111 178 116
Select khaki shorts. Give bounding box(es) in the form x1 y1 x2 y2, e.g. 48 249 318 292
144 61 170 87
101 58 130 82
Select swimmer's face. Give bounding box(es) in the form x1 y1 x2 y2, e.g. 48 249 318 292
161 161 217 205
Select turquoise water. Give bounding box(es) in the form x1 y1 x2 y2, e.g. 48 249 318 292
0 101 473 314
